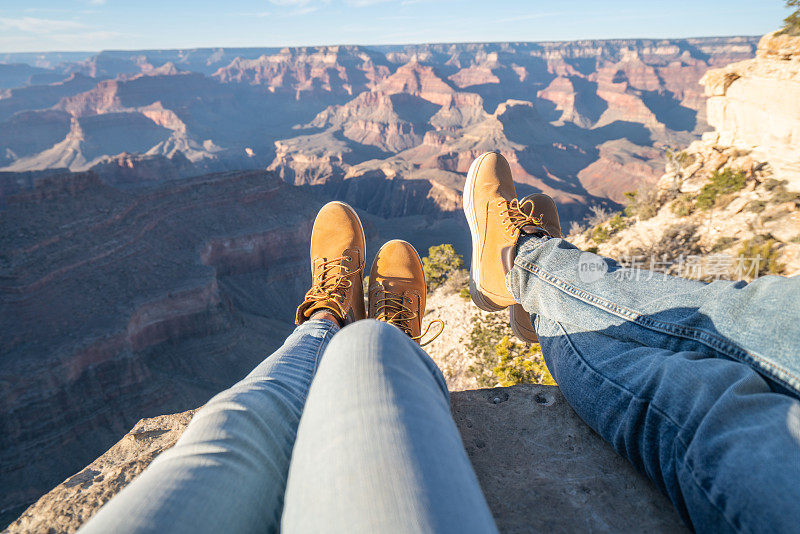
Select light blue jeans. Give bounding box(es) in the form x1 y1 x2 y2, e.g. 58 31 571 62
82 235 800 534
80 319 497 534
507 235 800 533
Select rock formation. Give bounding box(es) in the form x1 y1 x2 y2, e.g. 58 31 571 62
701 31 800 189
571 32 800 279
7 385 687 533
1 38 759 225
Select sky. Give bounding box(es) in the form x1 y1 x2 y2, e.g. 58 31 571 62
0 0 791 53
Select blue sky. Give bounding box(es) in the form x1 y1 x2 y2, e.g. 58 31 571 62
0 0 790 52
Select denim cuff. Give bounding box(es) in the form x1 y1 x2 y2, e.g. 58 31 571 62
504 234 551 297
516 233 551 260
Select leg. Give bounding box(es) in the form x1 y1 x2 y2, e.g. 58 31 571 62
281 320 498 534
81 200 368 533
536 316 800 533
80 320 338 534
509 235 800 395
463 152 800 532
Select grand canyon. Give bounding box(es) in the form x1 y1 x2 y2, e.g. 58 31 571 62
0 36 766 524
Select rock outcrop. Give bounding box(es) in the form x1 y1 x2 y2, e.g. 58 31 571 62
701 31 800 189
7 385 687 533
571 32 800 278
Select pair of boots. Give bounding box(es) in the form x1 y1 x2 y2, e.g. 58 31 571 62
295 151 560 345
295 201 442 345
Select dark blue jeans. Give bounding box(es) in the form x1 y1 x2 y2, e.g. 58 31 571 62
508 235 800 533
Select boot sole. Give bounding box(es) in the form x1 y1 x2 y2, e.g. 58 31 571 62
509 304 538 344
463 152 511 313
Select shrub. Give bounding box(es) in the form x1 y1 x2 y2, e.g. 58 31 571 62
671 194 695 216
467 313 512 387
737 238 785 278
591 213 627 243
466 313 555 387
459 287 471 300
711 236 737 252
623 184 659 220
493 336 555 386
665 147 696 173
695 168 747 210
585 204 613 227
568 220 586 236
422 244 464 290
746 200 767 213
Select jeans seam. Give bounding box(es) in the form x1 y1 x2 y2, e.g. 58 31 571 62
517 259 800 392
555 321 741 533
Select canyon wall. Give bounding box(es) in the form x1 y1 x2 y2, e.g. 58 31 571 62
0 169 321 521
0 38 760 226
702 31 800 189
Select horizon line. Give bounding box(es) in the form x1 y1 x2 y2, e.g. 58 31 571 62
0 32 768 57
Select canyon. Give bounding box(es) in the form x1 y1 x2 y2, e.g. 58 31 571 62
1 37 759 222
0 35 770 526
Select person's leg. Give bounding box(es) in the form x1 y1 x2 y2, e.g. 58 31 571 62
463 152 800 532
82 200 370 533
281 320 498 534
509 235 800 395
80 319 338 534
535 316 800 533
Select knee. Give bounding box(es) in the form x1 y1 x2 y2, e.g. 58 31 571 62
325 319 410 362
322 319 449 398
323 319 432 373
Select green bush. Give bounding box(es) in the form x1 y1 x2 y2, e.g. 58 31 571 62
422 244 464 290
466 313 555 387
459 287 471 300
695 168 747 210
591 213 627 243
493 336 555 386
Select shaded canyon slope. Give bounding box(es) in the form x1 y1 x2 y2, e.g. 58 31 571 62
0 38 759 223
0 169 325 521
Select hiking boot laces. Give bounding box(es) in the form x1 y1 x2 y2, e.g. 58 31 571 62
302 255 361 319
375 292 444 346
497 198 545 235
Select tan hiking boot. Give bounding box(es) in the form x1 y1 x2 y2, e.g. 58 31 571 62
463 151 547 312
368 240 443 345
295 201 366 326
510 193 561 344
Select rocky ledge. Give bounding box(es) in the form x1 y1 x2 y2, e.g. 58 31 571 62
701 31 800 188
7 385 686 533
